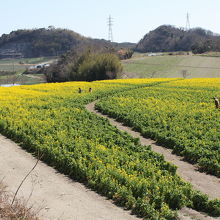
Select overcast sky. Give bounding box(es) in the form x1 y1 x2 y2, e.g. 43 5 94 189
1 0 220 43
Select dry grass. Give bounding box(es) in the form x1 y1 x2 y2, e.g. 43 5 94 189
122 54 220 78
0 182 40 220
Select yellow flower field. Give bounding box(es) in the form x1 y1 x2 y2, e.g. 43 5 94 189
0 78 219 219
96 78 220 177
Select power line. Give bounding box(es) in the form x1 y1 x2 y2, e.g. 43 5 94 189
107 15 113 42
186 12 190 31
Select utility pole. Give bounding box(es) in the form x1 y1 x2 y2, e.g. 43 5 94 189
107 15 113 42
186 12 190 31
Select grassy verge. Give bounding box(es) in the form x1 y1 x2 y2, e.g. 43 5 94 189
121 55 220 78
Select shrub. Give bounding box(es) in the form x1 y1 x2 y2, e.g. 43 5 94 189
206 199 220 217
46 50 122 82
77 53 122 81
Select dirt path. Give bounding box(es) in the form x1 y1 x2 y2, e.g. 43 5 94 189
86 101 220 220
24 74 44 79
0 135 139 220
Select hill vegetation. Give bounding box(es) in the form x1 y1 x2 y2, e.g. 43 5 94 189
0 27 135 58
0 27 85 58
2 25 220 61
135 25 220 53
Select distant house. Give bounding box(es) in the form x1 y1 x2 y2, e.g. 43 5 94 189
147 52 163 56
43 64 50 68
29 63 50 70
148 53 157 56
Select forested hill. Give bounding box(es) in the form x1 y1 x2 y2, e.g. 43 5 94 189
135 25 220 53
0 27 135 58
2 25 219 58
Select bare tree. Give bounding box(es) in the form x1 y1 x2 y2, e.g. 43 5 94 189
11 151 43 206
11 74 18 85
181 69 190 78
150 71 157 78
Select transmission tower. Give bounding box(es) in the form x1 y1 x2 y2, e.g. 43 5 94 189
186 12 190 31
107 15 113 42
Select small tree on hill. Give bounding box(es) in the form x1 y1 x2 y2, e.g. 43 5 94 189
181 69 190 78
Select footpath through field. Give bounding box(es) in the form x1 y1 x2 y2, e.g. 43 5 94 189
86 101 220 219
0 135 139 220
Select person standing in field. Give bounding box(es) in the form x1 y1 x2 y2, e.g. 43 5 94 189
213 97 219 109
89 88 92 93
78 88 82 93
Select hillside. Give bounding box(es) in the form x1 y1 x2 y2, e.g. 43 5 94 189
0 27 135 58
121 53 220 78
135 25 220 53
0 28 85 58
